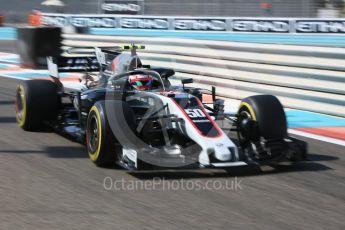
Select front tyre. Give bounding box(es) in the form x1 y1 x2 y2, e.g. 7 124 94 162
237 95 288 163
86 100 139 168
86 101 117 167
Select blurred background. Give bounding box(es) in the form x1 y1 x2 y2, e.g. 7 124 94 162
1 0 345 24
0 1 345 230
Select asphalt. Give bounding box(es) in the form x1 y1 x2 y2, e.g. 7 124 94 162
0 42 345 230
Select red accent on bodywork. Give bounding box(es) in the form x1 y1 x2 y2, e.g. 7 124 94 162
170 97 223 139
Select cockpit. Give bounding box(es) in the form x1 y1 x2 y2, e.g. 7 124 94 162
105 52 174 91
109 69 169 91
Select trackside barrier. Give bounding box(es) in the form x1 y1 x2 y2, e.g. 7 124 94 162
41 14 345 34
62 33 345 117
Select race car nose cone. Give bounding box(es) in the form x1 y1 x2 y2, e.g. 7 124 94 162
215 146 231 161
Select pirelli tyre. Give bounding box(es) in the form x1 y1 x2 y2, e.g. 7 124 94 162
15 80 58 131
86 100 136 167
237 95 288 163
238 95 287 140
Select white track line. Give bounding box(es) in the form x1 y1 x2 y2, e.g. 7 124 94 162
288 129 345 147
0 74 27 81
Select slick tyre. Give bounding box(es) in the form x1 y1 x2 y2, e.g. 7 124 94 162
86 100 136 167
15 80 58 131
238 95 287 142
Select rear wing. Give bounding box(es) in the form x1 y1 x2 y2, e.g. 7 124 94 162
47 44 145 78
47 56 100 78
47 46 108 78
94 44 145 62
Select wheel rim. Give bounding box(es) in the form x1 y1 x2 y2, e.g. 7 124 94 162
237 109 252 144
88 115 99 153
15 85 26 126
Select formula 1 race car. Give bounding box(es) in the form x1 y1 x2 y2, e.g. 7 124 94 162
15 44 307 169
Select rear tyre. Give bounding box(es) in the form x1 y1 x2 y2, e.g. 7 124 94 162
15 80 58 131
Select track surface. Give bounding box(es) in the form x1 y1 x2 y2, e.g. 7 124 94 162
1 43 345 230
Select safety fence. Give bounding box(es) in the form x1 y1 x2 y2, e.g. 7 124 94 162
62 33 345 117
42 14 345 34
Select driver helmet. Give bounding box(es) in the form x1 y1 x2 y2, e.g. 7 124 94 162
128 74 153 90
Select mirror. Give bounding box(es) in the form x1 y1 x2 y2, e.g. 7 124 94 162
181 78 193 84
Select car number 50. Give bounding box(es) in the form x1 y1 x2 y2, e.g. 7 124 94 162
185 109 206 118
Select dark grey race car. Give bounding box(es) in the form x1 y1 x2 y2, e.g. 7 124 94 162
15 45 307 170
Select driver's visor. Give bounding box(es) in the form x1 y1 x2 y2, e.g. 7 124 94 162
130 78 153 87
